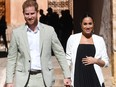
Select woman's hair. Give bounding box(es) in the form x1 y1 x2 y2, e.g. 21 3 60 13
80 13 94 24
22 0 38 13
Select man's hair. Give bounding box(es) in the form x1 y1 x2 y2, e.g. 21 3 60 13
22 0 38 13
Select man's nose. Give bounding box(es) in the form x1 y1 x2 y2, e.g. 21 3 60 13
28 14 32 18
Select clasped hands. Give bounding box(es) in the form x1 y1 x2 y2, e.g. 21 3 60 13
64 78 72 87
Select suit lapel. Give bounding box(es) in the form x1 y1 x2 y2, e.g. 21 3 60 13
21 23 45 56
39 23 45 56
21 25 30 56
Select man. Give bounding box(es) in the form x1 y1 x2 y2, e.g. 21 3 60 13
5 0 71 87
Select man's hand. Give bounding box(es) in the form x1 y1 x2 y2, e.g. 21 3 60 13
64 78 71 87
5 83 13 87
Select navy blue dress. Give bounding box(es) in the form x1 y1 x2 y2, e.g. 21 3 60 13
74 44 104 87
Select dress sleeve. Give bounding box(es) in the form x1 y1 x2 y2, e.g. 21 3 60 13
66 35 73 66
100 37 109 67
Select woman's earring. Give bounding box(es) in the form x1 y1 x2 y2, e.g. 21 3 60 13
92 30 94 33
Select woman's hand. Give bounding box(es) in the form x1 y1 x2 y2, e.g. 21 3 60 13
82 56 97 65
82 56 105 67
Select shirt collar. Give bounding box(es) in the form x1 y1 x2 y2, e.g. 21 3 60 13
26 23 40 33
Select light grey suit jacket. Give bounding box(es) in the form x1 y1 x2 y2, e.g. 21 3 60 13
6 22 70 87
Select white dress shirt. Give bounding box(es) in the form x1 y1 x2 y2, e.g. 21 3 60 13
27 25 41 70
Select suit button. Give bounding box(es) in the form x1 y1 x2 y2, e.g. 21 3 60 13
29 60 31 62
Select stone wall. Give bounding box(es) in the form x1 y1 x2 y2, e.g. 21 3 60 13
112 0 116 51
10 0 48 26
112 0 116 86
100 0 112 58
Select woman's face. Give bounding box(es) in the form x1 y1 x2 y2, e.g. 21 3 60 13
81 17 94 35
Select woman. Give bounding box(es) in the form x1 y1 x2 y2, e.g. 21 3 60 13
66 14 109 87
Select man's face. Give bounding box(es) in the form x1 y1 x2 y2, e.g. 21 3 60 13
23 6 38 26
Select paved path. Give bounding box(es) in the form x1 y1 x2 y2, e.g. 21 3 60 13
0 56 112 87
0 57 6 87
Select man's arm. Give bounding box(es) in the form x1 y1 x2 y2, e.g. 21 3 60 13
6 31 17 84
51 28 71 85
